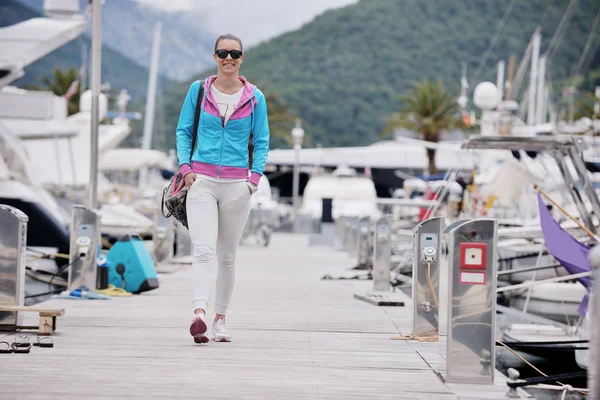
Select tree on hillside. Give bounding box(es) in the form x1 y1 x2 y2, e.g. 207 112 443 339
20 67 82 115
246 83 306 168
574 90 598 121
253 83 307 148
383 77 463 174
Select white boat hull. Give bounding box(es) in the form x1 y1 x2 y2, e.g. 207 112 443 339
507 282 586 324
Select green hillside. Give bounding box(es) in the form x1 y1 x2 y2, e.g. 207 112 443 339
159 0 599 150
0 0 174 103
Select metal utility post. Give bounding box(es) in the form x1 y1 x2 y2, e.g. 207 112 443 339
589 245 600 399
372 215 392 291
334 215 346 250
411 217 443 335
0 205 28 328
68 206 101 291
439 218 498 385
348 217 359 258
354 213 405 307
88 0 102 209
356 216 370 268
291 119 304 231
343 217 352 251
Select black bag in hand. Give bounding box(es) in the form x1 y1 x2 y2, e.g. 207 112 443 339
161 83 204 229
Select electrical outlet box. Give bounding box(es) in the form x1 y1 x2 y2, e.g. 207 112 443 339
420 233 438 262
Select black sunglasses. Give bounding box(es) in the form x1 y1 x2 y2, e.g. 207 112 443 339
215 49 243 59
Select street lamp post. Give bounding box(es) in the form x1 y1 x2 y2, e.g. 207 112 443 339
291 119 305 232
88 0 102 209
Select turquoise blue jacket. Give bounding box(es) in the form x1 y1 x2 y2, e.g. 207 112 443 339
175 75 270 186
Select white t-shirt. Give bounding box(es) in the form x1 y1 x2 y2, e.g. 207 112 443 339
210 85 243 126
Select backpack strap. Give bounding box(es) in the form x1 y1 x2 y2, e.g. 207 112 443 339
248 97 255 170
191 81 204 157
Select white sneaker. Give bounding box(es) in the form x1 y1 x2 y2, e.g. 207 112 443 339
212 316 232 342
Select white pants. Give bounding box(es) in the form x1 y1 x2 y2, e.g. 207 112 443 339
186 176 252 314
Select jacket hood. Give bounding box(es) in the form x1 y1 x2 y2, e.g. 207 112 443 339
203 75 256 106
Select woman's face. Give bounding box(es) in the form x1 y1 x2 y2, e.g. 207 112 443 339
214 39 244 75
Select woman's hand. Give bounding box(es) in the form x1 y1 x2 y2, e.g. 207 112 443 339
184 172 197 189
247 182 256 196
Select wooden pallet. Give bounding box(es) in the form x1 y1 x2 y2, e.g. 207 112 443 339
0 306 64 336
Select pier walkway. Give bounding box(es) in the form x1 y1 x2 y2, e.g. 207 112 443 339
0 233 524 399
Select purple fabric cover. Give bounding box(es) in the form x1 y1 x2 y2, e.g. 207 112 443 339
537 193 591 315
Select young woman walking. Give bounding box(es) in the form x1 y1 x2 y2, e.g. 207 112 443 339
175 33 270 343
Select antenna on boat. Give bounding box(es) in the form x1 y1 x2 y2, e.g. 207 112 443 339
457 62 470 126
457 62 468 111
496 60 505 105
499 55 517 135
505 55 516 101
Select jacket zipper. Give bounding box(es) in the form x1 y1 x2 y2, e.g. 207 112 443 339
218 116 225 176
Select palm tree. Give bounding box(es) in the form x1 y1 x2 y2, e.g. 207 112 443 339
20 67 81 115
383 77 463 174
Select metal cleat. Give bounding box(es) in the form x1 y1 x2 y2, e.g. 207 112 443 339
505 368 522 398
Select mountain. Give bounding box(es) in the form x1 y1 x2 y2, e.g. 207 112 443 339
1 0 175 103
17 0 216 81
160 0 600 150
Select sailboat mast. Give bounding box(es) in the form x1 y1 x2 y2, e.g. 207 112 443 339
141 22 162 152
139 22 163 188
527 29 541 126
536 56 546 125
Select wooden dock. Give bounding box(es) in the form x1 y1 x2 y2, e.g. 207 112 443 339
0 233 526 399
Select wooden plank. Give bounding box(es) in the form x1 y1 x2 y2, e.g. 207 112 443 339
0 306 64 316
0 233 523 399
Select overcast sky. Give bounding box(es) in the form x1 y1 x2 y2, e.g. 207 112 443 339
137 0 358 47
